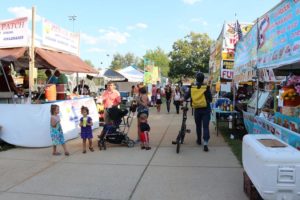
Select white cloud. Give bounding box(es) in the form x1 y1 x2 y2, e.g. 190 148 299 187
81 33 99 45
182 0 203 5
81 29 130 46
86 48 105 53
127 23 148 30
190 18 208 26
100 31 130 45
136 23 148 29
7 6 42 22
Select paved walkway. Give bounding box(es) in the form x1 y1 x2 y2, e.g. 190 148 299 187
0 104 247 200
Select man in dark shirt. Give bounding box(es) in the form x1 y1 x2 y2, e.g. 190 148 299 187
73 80 90 95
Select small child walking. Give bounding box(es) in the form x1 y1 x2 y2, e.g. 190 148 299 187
79 106 94 153
50 104 69 156
139 113 151 150
156 88 162 112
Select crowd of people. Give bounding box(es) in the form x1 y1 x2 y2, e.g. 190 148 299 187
48 71 214 155
0 62 213 154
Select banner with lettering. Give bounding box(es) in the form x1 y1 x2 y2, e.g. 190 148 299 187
257 0 300 69
0 17 29 47
234 23 258 81
243 111 256 134
42 18 80 55
252 116 300 150
220 69 234 80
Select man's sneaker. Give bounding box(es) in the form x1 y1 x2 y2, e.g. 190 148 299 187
203 145 209 152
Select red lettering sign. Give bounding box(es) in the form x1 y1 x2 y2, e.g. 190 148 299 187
221 69 234 79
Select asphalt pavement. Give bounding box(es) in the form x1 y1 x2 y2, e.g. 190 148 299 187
0 104 247 200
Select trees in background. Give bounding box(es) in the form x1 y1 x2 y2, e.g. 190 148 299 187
109 53 140 70
84 60 95 68
105 32 212 80
168 32 212 79
138 47 170 77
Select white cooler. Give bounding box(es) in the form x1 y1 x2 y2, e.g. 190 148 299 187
243 134 300 200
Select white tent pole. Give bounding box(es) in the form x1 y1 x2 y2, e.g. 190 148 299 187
29 6 36 101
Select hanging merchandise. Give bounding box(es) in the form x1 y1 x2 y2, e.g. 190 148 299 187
281 75 300 107
215 81 221 92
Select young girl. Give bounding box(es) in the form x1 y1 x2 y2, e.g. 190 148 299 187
50 104 69 156
156 88 162 112
139 113 151 150
79 106 94 153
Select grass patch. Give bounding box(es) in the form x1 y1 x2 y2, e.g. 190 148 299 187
218 122 245 165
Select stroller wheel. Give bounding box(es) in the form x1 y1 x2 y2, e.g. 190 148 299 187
98 141 102 150
98 139 106 150
127 140 135 148
124 136 130 142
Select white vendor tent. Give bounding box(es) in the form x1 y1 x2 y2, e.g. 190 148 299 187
117 65 144 82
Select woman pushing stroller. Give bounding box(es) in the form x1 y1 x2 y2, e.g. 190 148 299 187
98 81 121 138
97 81 135 149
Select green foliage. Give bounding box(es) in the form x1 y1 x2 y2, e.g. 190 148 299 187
139 47 170 77
168 32 212 79
110 53 141 70
84 60 95 68
37 69 47 83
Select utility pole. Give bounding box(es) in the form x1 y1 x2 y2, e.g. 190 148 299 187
68 15 77 32
68 15 78 91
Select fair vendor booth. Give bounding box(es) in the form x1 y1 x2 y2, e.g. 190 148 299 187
209 21 253 138
0 47 99 147
234 1 300 199
0 12 99 147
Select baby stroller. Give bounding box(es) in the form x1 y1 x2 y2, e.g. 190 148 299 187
97 101 137 150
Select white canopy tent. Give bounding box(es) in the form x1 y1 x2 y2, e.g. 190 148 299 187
117 65 144 83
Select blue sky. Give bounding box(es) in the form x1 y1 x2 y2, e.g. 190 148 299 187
0 0 280 69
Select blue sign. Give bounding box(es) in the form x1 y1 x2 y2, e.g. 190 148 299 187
257 0 300 69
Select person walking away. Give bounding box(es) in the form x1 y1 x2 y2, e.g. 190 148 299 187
186 72 212 152
151 84 157 106
137 87 149 143
139 113 151 150
79 106 94 153
156 88 162 112
50 104 69 156
130 85 135 97
164 85 172 113
173 86 182 114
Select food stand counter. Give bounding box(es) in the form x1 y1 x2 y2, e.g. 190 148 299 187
0 97 99 147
